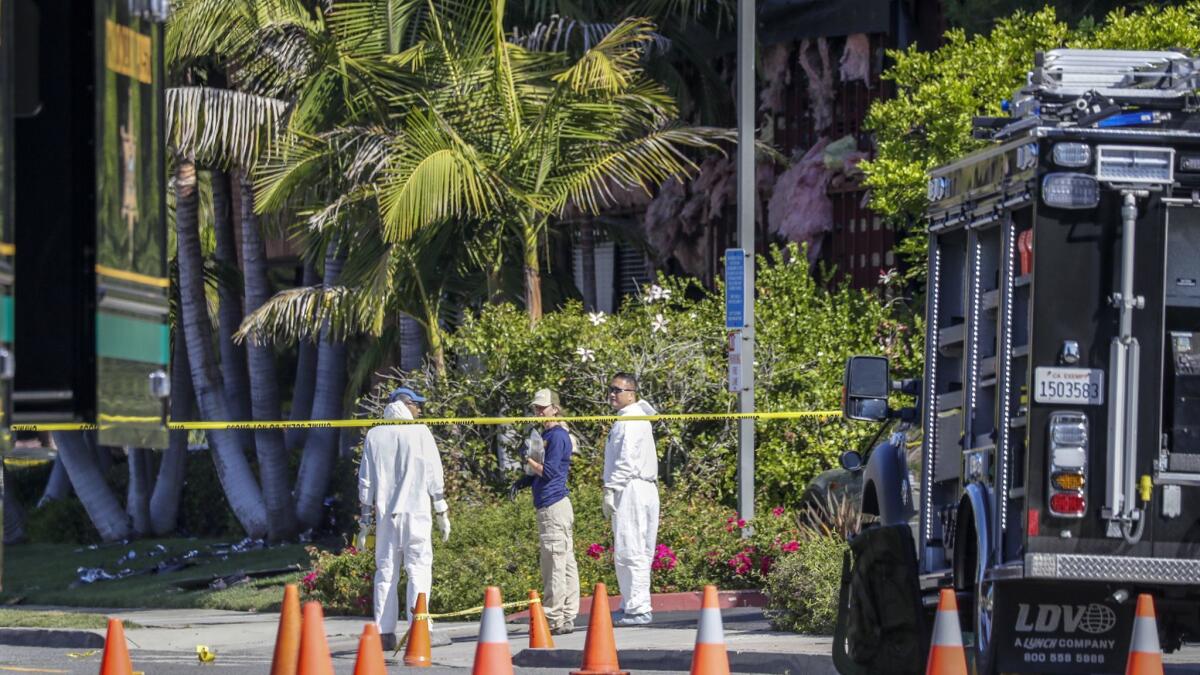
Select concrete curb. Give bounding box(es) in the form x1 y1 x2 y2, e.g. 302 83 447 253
513 647 837 674
0 628 106 649
507 589 767 621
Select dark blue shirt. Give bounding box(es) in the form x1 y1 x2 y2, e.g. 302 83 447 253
533 426 571 509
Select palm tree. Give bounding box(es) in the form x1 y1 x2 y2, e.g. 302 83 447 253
211 169 254 446
175 158 270 538
240 172 298 538
251 0 731 333
150 314 193 536
291 238 347 529
51 432 131 542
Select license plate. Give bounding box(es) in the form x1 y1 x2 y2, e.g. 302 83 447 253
1034 367 1104 405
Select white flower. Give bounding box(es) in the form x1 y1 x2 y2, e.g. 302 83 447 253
587 312 608 326
643 284 672 303
575 347 596 363
651 313 669 334
878 268 898 286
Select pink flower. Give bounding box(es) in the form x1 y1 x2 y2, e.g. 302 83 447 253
737 519 747 529
781 540 800 553
345 545 358 555
652 544 677 571
586 544 608 560
771 507 785 518
759 555 774 576
301 571 319 592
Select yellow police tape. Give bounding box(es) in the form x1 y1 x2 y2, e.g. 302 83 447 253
11 410 842 433
396 598 537 654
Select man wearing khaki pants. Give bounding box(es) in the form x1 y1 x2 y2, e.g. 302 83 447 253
511 388 580 634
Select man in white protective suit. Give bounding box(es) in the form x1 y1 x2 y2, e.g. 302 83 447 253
358 387 451 651
602 372 660 626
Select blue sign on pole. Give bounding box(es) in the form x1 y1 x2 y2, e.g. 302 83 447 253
725 248 745 329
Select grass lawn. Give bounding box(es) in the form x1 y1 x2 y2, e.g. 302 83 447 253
0 538 308 611
0 608 141 629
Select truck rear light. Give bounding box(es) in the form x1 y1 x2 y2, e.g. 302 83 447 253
1052 142 1091 167
1042 172 1099 209
1028 509 1040 537
1048 412 1089 519
1052 471 1086 491
1049 492 1087 516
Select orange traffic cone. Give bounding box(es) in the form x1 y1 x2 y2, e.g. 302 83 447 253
297 602 334 675
690 585 730 675
404 591 433 667
270 584 302 675
353 623 387 675
528 590 555 649
99 618 133 675
471 586 514 675
571 583 629 675
1126 594 1164 675
926 589 968 675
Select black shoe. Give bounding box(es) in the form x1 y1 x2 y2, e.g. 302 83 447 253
380 632 397 652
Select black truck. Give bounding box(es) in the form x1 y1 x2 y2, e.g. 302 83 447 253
834 50 1200 674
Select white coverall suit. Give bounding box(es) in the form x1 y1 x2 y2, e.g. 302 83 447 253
358 401 448 636
603 400 660 617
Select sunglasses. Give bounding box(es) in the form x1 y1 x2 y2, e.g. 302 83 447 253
608 386 636 394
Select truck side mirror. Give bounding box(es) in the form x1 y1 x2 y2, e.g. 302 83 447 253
843 355 891 422
840 450 864 472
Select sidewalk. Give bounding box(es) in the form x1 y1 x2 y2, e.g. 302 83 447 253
0 604 837 673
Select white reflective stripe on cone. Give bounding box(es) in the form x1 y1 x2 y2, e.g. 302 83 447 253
479 607 508 643
932 610 964 647
695 608 725 645
1131 616 1161 653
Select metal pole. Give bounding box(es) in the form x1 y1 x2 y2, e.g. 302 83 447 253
736 0 756 529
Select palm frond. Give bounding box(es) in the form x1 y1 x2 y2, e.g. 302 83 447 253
167 86 290 167
377 110 503 241
552 17 657 95
548 125 732 213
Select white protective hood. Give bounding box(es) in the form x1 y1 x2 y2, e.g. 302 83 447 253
359 401 447 516
603 399 660 490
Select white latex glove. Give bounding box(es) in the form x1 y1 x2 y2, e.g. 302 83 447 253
603 489 617 519
436 511 451 542
356 507 373 550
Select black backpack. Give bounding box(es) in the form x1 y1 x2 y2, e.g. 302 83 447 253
832 523 928 675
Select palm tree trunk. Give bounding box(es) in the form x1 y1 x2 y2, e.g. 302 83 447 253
3 465 26 544
176 160 269 538
293 240 346 530
522 217 542 323
150 320 193 536
126 448 152 537
240 173 297 541
38 457 73 507
580 221 597 311
212 170 254 450
424 308 445 376
53 431 130 542
286 262 319 451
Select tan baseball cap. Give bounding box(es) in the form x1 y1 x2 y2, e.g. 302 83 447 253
531 388 561 408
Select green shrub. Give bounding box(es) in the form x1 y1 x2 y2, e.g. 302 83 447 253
25 498 100 545
6 461 54 509
303 545 375 615
178 450 241 537
353 243 921 512
301 486 815 614
763 535 848 634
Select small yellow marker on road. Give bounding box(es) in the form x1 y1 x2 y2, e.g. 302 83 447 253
196 645 217 664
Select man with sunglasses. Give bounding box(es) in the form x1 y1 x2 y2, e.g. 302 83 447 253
603 373 660 626
358 387 451 651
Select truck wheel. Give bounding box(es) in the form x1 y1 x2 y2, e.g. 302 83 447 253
973 579 998 675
